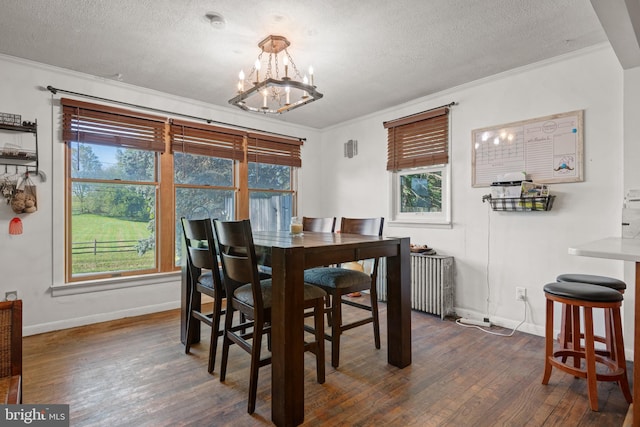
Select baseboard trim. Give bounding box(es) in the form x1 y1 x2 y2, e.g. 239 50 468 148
24 301 180 336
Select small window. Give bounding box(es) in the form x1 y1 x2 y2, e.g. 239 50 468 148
384 105 451 225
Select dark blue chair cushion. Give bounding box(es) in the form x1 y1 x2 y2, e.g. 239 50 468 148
197 270 215 290
304 267 371 289
544 281 623 302
557 273 626 291
234 279 326 308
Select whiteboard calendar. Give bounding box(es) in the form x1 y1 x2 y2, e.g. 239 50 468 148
471 110 583 187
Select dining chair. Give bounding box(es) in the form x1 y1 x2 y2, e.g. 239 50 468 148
213 219 327 415
0 299 22 404
303 216 336 233
304 217 384 368
181 217 225 374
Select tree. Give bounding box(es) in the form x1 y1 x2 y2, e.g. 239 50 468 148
71 143 103 213
401 172 442 212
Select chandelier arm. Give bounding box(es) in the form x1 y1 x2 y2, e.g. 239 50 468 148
284 50 304 80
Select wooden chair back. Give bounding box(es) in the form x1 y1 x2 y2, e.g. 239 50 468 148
0 299 22 403
340 217 384 279
181 217 218 272
303 216 336 233
340 217 384 237
213 220 264 309
180 217 225 374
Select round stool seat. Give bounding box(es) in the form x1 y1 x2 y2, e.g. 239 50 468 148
543 282 623 303
556 274 626 292
542 280 632 411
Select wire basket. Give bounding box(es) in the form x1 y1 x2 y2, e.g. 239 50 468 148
482 195 555 212
0 113 21 126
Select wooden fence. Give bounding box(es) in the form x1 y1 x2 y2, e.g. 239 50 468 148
71 239 139 255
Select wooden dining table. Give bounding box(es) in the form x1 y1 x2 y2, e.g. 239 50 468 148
181 230 412 427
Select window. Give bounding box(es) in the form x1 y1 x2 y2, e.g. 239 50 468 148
392 164 449 223
170 120 243 266
62 98 165 281
247 133 301 232
62 100 302 283
69 145 158 276
384 106 451 224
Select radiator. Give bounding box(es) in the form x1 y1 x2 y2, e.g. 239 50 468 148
376 254 455 319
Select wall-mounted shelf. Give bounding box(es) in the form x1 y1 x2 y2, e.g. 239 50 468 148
482 194 555 212
0 120 38 174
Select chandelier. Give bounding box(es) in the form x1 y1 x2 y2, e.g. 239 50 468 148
228 35 323 114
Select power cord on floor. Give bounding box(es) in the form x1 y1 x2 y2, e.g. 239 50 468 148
471 195 527 336
455 299 527 337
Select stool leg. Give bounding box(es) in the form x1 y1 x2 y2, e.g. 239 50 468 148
611 306 632 403
559 303 571 362
604 308 615 361
542 298 554 385
571 305 581 373
559 303 569 345
583 307 599 411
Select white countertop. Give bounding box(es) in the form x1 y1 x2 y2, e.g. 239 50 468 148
568 236 640 262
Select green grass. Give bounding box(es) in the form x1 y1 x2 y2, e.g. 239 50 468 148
72 214 151 241
71 214 155 275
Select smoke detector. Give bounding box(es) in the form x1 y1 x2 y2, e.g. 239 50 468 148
205 12 226 29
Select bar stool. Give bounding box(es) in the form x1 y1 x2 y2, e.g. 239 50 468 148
556 274 626 360
542 281 632 411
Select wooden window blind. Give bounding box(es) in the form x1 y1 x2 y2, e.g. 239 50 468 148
61 98 166 152
384 107 449 171
246 132 303 167
169 119 244 161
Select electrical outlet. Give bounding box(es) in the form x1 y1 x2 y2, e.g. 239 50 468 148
5 291 17 301
516 287 526 301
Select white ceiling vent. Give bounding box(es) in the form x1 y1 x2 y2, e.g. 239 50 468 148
344 139 358 158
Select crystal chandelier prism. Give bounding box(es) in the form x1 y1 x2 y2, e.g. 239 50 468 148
229 35 323 114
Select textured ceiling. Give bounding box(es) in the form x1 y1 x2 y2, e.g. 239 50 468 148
0 0 609 129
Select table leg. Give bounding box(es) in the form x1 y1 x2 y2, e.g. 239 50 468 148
385 237 412 368
270 246 305 427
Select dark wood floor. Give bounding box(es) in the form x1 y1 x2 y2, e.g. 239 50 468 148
22 300 631 426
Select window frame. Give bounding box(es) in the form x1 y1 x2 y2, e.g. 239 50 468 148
389 163 451 226
66 155 161 280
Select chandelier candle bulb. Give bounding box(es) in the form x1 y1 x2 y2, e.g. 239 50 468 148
309 66 314 86
238 70 245 91
285 86 290 105
283 56 289 78
262 90 268 108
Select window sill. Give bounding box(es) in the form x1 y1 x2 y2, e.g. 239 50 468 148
387 219 452 229
51 271 181 297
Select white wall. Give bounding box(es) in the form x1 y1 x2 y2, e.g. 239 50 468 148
0 45 629 349
318 45 625 338
0 54 320 335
